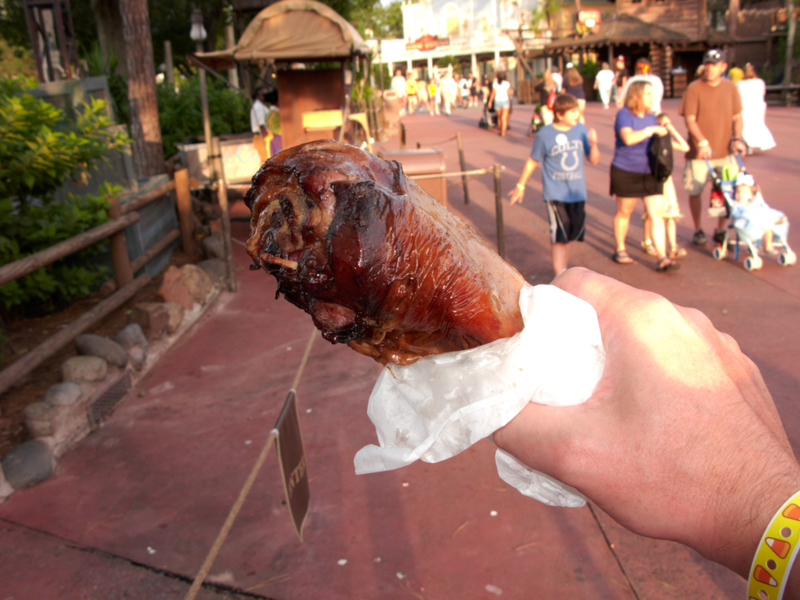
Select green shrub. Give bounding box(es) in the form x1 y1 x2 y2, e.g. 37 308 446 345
157 76 251 159
0 76 127 315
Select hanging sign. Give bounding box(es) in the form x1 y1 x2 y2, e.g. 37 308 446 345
406 34 450 51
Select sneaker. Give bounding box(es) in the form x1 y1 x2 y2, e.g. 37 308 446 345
713 229 726 245
693 230 707 246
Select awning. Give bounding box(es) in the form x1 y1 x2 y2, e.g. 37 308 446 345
545 13 692 51
195 0 370 69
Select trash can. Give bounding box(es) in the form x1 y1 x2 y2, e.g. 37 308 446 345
377 148 447 206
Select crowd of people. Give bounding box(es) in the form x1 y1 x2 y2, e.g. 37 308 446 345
390 68 485 116
508 49 779 277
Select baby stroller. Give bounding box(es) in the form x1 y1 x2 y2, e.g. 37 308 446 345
478 100 497 129
708 156 796 271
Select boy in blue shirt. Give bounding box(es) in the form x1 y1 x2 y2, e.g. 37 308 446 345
509 94 600 275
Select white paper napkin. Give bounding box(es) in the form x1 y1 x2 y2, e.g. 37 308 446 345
353 283 606 507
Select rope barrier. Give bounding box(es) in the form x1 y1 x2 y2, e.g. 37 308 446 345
183 328 317 600
410 165 505 181
414 134 459 147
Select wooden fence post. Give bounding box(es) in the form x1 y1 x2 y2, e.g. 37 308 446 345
107 197 134 288
210 137 237 292
173 168 196 259
493 164 505 260
457 132 470 205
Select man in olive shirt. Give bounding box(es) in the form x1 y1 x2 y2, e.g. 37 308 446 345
680 49 747 246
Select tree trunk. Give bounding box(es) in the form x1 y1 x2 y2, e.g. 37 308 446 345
91 0 128 80
119 0 164 178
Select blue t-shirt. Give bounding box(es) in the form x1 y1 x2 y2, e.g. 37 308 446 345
530 123 591 203
611 107 657 174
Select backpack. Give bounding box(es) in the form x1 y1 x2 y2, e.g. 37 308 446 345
546 91 556 110
649 133 673 184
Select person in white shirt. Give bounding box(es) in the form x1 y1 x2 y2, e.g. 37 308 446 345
440 71 457 115
593 62 616 109
619 58 664 115
250 88 271 162
551 66 563 93
390 69 407 115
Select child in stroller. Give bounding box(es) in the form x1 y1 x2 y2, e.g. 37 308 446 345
478 97 511 131
709 158 796 270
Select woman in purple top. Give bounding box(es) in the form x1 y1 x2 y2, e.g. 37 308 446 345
609 81 678 271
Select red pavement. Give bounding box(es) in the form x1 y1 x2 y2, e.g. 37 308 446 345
2 100 799 599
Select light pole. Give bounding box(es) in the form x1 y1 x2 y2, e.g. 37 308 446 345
190 8 213 176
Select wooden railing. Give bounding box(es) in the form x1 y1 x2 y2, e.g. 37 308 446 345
0 169 195 397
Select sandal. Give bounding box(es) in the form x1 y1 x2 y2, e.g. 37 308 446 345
613 250 633 264
657 257 681 272
669 246 687 259
640 240 657 256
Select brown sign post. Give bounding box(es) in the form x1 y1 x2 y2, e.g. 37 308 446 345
273 390 310 541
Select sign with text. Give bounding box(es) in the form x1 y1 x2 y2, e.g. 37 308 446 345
405 34 450 52
273 391 309 541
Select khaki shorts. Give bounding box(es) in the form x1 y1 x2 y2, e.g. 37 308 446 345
683 156 736 196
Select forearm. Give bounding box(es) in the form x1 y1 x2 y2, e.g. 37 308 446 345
517 158 538 187
620 127 656 146
733 113 743 140
588 144 600 165
684 116 707 145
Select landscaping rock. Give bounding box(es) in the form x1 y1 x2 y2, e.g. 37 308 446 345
202 231 225 260
0 466 14 501
128 345 146 371
1 440 53 489
75 334 128 368
163 302 185 334
128 303 170 340
198 258 226 284
61 356 108 383
180 264 213 305
115 323 148 352
23 402 55 437
157 265 194 309
43 382 83 407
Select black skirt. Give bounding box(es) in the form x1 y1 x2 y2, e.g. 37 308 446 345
609 164 663 197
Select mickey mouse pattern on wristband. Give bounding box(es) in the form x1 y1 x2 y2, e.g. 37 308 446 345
748 495 800 600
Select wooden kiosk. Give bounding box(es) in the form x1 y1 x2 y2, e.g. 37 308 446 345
197 0 371 150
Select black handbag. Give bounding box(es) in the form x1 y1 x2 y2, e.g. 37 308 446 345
649 133 673 184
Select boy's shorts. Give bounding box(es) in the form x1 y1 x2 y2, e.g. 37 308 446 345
546 200 585 244
683 155 736 196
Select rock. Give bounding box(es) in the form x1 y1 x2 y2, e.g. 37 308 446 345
201 231 225 260
74 334 128 368
115 323 148 352
157 265 193 309
1 440 53 489
179 264 213 305
61 356 108 383
43 382 83 407
0 465 14 501
128 303 170 340
23 402 55 437
128 345 146 371
163 302 185 334
198 259 226 284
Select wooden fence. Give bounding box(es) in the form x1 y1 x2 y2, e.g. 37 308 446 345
0 169 196 397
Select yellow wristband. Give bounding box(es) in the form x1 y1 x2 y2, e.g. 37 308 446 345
748 490 800 600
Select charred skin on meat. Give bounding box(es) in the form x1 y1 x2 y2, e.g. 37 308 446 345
244 140 524 366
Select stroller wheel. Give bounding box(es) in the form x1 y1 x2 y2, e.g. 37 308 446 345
745 255 763 271
780 250 797 266
712 246 725 261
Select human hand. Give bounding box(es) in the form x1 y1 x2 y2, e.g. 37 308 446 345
508 185 524 205
697 143 713 159
732 139 748 155
651 125 669 137
659 115 672 128
493 268 800 579
587 128 598 146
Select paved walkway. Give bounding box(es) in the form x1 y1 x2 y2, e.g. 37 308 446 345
2 100 799 599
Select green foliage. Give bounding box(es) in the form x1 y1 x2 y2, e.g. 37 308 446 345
156 75 250 159
437 55 461 69
0 0 29 49
0 76 127 314
0 39 36 79
579 60 599 78
350 0 403 39
83 43 130 125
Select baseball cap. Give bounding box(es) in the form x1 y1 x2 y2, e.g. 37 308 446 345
703 49 726 64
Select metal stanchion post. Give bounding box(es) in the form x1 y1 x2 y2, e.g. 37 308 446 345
493 164 505 259
457 132 470 205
